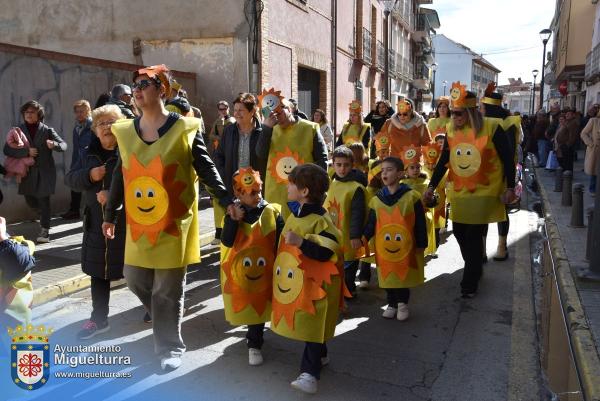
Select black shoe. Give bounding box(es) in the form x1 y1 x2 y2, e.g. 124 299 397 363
61 210 80 220
143 312 152 323
461 291 477 299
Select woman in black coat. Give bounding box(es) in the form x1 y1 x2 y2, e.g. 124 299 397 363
65 104 125 340
3 100 67 243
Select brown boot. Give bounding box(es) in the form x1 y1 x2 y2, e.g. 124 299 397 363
493 235 508 261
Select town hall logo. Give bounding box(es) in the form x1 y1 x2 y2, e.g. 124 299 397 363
8 324 53 390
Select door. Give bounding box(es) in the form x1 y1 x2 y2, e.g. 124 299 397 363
298 67 321 118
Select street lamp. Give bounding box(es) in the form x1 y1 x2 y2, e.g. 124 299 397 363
539 28 552 111
430 62 438 109
442 80 447 96
381 0 397 100
531 69 539 115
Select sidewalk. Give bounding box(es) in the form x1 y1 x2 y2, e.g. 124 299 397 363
7 202 216 305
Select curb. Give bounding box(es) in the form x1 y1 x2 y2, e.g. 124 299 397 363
32 230 216 306
536 167 600 401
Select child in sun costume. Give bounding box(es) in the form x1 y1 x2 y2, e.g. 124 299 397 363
220 168 284 366
364 157 427 321
422 138 447 248
424 82 516 298
399 146 437 257
271 164 343 394
256 88 328 219
335 101 373 158
324 146 367 296
379 98 432 159
104 64 232 371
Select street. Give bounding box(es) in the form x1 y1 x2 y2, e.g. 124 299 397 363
2 198 541 401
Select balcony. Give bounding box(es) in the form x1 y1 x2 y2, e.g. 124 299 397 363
389 49 397 77
376 40 384 71
361 27 373 66
585 43 600 82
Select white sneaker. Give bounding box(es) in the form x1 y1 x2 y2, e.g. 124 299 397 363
291 372 318 394
396 303 409 321
160 356 182 371
382 306 397 319
320 356 330 366
248 348 263 366
36 228 50 243
358 280 369 289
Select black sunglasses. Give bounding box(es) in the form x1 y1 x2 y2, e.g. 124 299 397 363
218 107 228 111
132 79 158 91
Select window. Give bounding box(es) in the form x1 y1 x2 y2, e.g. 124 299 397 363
355 79 363 104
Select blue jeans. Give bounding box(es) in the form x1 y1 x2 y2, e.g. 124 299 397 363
537 139 550 167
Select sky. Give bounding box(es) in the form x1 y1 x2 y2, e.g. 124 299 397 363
430 0 556 85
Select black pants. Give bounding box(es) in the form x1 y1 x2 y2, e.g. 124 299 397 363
435 228 441 248
90 276 111 324
558 146 574 172
482 209 510 237
344 260 359 293
301 342 327 379
246 323 265 349
358 261 371 282
24 195 51 229
453 222 486 294
386 288 410 307
69 190 82 213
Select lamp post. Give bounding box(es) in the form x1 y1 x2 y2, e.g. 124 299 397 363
430 62 437 109
442 80 447 96
381 0 397 100
532 69 539 115
539 28 552 111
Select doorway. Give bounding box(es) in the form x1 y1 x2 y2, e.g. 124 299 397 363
298 66 321 117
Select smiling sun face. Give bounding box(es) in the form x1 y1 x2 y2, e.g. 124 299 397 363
269 147 304 184
422 143 441 166
375 206 417 281
271 241 338 329
447 129 496 192
123 154 187 245
325 198 343 229
222 224 275 315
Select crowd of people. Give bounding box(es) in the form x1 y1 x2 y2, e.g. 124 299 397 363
1 68 550 394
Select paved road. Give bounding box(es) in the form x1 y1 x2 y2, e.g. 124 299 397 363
1 199 542 401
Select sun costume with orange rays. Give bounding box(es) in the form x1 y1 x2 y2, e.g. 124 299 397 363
366 187 425 289
421 142 448 229
379 98 432 160
271 212 343 343
337 100 372 150
219 168 282 325
259 87 324 219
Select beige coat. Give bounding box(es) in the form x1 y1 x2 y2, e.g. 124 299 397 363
580 117 600 175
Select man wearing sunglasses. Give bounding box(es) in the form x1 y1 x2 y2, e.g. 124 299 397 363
102 64 233 371
380 98 432 159
424 83 516 299
207 100 235 157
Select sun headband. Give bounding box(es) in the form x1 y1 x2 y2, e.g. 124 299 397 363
397 99 412 114
481 82 502 106
374 132 391 151
400 145 422 167
422 143 442 165
349 100 362 114
450 81 477 109
258 88 285 112
233 168 262 194
368 163 382 183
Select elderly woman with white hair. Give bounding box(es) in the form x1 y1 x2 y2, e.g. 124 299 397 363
65 104 126 340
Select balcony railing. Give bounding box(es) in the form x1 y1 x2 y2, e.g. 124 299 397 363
585 43 600 81
389 49 397 77
362 27 372 65
376 40 384 70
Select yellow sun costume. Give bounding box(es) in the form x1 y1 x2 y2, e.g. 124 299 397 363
369 192 425 288
339 100 371 147
271 213 343 343
427 117 451 138
111 117 201 268
422 143 447 229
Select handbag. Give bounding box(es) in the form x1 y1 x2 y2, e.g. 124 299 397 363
546 150 559 169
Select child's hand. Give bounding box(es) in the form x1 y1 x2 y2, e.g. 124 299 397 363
229 203 245 221
90 165 106 182
351 238 363 250
28 147 38 157
102 222 115 239
96 190 108 206
285 231 303 247
0 216 7 241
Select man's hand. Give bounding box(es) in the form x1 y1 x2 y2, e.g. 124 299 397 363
90 165 106 182
284 231 303 247
423 187 435 204
501 188 518 205
96 190 109 206
46 140 55 149
102 222 115 239
263 111 278 128
0 216 8 241
28 147 38 157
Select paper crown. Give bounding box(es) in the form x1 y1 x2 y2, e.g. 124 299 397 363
481 82 503 106
422 143 442 165
449 81 477 109
368 162 383 183
400 145 422 167
233 167 262 194
397 99 413 114
349 100 362 114
374 132 391 151
258 88 285 112
8 324 53 344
